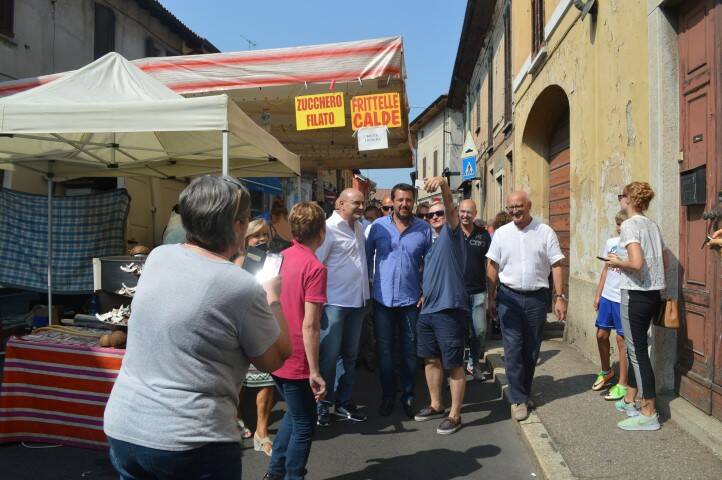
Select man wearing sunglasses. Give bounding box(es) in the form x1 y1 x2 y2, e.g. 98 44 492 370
379 196 394 216
415 202 430 223
413 177 469 435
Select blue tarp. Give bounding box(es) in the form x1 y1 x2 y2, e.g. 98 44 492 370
0 188 130 294
240 177 282 195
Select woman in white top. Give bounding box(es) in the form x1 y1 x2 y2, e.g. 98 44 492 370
607 181 667 431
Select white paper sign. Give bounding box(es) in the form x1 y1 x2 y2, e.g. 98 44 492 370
357 126 389 152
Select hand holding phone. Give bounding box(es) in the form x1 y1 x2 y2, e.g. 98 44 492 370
414 179 425 189
256 253 283 284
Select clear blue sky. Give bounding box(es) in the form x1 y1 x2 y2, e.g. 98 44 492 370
161 0 467 187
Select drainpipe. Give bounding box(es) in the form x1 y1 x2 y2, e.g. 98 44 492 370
443 108 447 184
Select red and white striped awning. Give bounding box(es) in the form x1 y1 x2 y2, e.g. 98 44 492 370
0 36 404 97
0 37 412 171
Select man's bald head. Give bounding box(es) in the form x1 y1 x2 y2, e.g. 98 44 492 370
459 199 477 227
337 188 365 222
460 199 477 214
339 188 363 202
507 191 531 207
506 190 532 228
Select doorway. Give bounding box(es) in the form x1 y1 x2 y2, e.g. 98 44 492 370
676 0 722 420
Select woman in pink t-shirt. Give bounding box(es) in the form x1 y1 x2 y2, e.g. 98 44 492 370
265 202 327 480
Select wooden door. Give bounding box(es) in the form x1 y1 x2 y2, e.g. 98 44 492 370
549 113 571 297
677 0 722 420
549 149 570 295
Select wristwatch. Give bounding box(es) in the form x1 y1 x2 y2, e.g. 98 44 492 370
553 293 568 302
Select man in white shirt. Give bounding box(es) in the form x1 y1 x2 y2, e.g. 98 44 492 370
315 188 370 426
486 191 567 422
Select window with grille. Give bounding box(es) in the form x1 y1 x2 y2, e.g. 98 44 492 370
531 0 545 57
433 150 438 177
422 157 427 179
0 0 13 37
94 3 116 59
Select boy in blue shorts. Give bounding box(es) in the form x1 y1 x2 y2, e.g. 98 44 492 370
592 210 629 401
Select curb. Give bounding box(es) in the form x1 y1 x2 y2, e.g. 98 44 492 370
658 394 722 459
485 348 577 480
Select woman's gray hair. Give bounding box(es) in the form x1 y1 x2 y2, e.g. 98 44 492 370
178 175 251 253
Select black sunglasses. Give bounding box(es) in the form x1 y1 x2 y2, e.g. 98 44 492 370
428 210 445 218
617 194 627 201
381 206 393 212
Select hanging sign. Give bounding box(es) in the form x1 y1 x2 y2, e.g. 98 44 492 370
350 92 402 130
294 92 346 131
357 126 389 152
462 156 477 181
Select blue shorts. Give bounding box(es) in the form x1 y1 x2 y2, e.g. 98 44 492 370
417 309 467 369
595 297 624 336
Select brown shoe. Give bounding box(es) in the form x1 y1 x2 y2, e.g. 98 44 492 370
511 403 529 421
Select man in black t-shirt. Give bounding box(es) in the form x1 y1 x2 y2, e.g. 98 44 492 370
459 199 491 380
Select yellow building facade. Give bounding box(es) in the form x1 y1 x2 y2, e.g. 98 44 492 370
511 0 651 367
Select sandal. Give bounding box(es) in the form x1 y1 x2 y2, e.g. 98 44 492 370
237 420 252 439
253 434 273 457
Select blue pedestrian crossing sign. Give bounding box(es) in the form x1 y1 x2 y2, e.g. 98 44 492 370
462 156 477 181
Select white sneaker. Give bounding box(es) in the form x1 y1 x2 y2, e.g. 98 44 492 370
614 399 640 417
617 412 661 431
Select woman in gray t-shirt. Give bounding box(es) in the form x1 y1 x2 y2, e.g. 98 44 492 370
607 181 666 432
103 176 290 480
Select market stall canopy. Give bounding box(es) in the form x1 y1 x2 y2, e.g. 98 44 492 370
0 52 300 179
0 37 411 172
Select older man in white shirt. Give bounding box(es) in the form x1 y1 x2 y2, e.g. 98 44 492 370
486 191 567 422
315 188 370 426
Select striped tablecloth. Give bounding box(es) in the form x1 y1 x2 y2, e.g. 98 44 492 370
0 329 124 449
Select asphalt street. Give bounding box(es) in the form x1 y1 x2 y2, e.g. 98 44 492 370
0 365 537 480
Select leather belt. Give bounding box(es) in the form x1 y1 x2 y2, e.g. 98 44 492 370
500 284 545 295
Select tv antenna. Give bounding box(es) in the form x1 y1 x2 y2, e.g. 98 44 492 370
239 34 258 49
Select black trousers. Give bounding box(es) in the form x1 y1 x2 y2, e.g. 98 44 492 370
620 289 662 399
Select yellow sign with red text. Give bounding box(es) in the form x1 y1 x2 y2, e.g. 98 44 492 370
350 92 402 130
294 92 346 131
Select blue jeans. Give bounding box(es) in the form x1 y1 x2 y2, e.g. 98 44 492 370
373 300 419 402
467 292 488 366
108 437 241 480
268 376 317 480
319 305 365 406
496 285 549 404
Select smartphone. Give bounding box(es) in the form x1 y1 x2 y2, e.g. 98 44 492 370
596 256 609 262
414 179 425 189
241 246 267 276
256 253 283 283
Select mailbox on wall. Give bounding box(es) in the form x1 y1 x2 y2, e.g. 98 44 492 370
680 167 706 206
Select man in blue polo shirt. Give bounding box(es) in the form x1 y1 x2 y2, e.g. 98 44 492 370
413 177 468 435
366 183 432 417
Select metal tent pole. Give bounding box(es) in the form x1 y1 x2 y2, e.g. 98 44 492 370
47 174 53 325
222 130 229 176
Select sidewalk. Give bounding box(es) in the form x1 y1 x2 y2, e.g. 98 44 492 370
486 329 722 480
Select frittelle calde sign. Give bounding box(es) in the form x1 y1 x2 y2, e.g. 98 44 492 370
357 126 389 152
350 92 402 130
